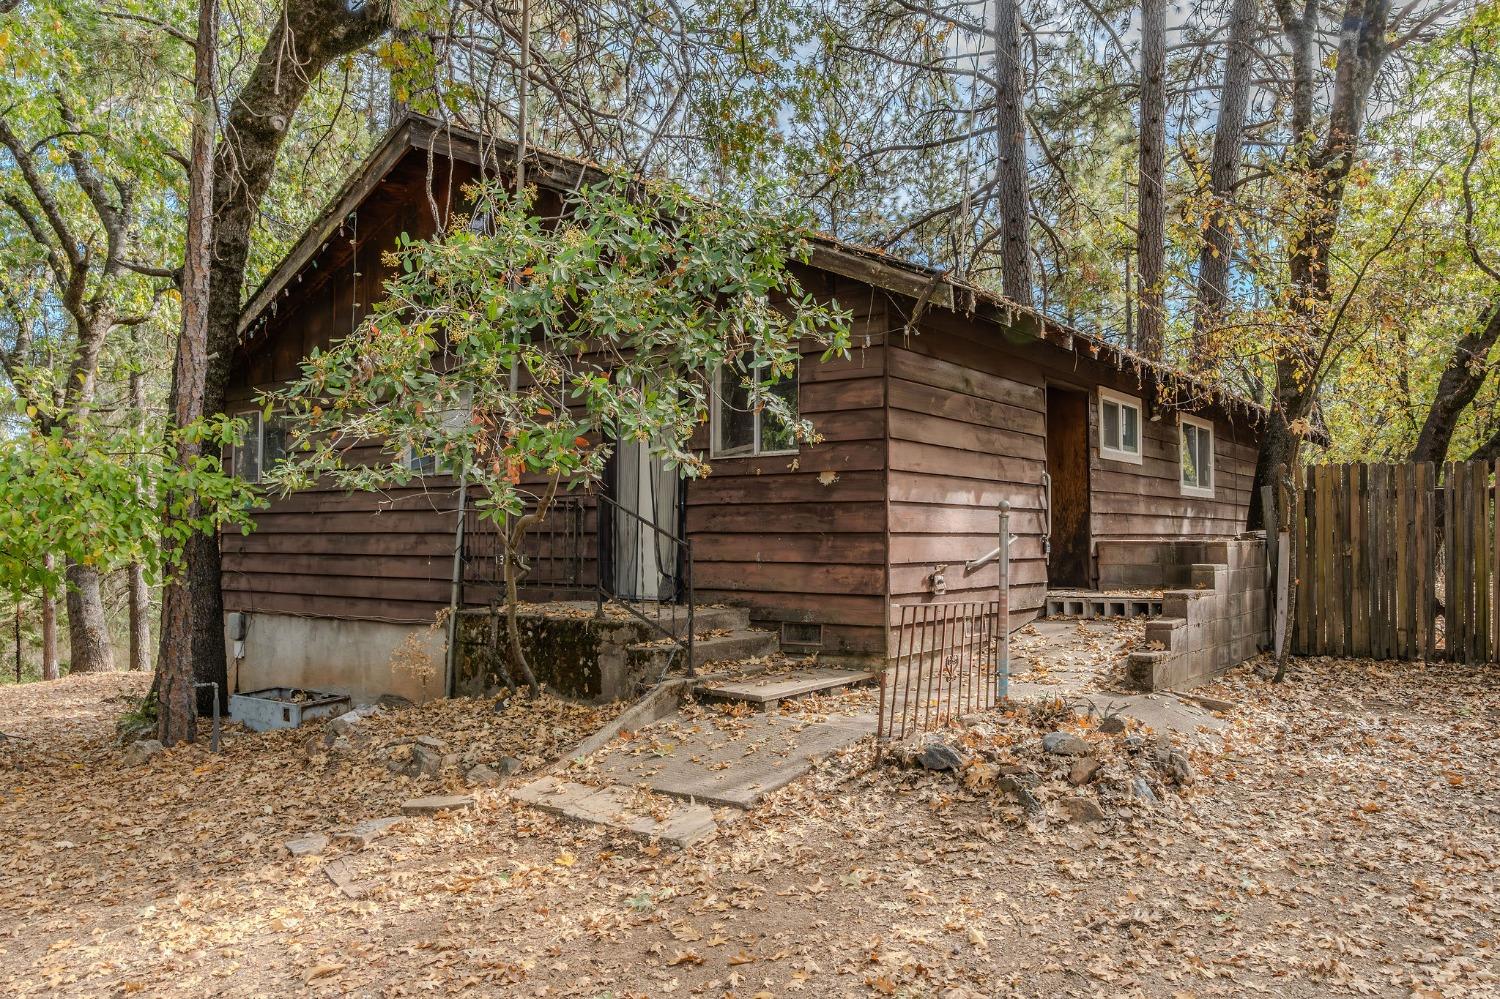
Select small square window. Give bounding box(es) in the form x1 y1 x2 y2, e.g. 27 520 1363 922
1098 388 1143 464
235 410 286 484
711 361 799 459
1180 414 1215 498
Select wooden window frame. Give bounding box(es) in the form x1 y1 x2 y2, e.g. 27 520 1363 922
1097 387 1143 465
235 409 266 484
1179 413 1215 498
709 362 800 460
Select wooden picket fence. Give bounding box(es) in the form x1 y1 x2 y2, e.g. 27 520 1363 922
1286 461 1496 664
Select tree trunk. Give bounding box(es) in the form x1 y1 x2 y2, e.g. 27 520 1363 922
158 0 218 747
186 0 394 712
1191 0 1257 365
41 555 57 681
128 338 150 672
64 561 115 673
992 0 1032 306
1135 0 1167 360
1409 294 1500 465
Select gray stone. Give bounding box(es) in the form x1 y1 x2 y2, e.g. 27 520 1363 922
919 742 965 771
1098 716 1127 734
998 776 1042 814
334 816 404 847
376 694 414 711
386 743 443 778
1131 776 1158 804
414 735 447 752
465 764 502 787
401 794 475 816
124 739 163 766
1165 750 1195 786
329 705 379 738
1060 796 1106 823
1041 732 1091 757
1123 735 1146 754
284 833 329 857
497 756 523 775
1068 757 1102 786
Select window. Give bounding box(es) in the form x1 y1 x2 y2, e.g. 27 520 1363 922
404 394 471 477
1179 414 1215 497
711 361 799 458
236 410 286 485
1098 388 1142 464
405 446 441 476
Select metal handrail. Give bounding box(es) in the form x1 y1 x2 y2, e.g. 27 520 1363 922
592 488 695 678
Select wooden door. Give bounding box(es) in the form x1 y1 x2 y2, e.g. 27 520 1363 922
1045 386 1092 588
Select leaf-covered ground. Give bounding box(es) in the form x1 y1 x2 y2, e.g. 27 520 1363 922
0 658 1497 998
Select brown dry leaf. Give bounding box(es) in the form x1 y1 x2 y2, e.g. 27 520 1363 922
304 963 343 983
666 949 702 967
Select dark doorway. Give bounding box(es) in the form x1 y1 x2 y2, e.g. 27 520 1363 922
1045 386 1092 588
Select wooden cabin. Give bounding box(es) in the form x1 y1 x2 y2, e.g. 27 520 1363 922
222 116 1267 704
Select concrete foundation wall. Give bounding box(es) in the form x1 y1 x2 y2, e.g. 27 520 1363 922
1126 536 1269 691
227 613 444 706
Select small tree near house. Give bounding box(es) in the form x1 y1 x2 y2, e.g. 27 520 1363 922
265 174 852 692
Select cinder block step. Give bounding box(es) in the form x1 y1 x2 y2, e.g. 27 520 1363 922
696 667 877 710
1046 591 1165 620
626 628 779 674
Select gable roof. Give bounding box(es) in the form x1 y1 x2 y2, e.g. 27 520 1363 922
237 114 1272 428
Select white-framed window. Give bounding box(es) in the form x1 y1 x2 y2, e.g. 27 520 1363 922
1098 387 1143 464
710 361 799 458
1179 413 1215 498
404 393 472 477
405 445 442 476
235 410 286 485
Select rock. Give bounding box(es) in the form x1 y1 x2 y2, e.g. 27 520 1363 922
124 739 163 766
414 735 447 752
329 705 379 738
918 742 965 771
376 693 414 711
401 794 475 816
497 756 523 775
1122 734 1146 754
334 817 404 847
1149 733 1173 766
998 776 1043 814
1131 776 1158 804
284 833 329 858
1060 796 1106 823
1041 732 1091 757
1165 750 1195 786
465 764 502 788
1098 715 1127 734
386 742 443 778
1068 757 1102 786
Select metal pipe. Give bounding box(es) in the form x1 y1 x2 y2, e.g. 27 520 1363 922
997 501 1011 702
964 534 1019 574
444 471 469 699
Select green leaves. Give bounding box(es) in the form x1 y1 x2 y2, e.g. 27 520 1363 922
266 173 851 527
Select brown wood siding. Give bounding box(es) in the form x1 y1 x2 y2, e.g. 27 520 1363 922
884 313 1258 632
222 152 476 625
684 283 891 655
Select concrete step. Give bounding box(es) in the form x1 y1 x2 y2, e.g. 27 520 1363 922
697 667 877 711
626 628 778 674
509 775 717 847
631 603 751 638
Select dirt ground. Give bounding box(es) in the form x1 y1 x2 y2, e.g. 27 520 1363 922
1 656 1498 998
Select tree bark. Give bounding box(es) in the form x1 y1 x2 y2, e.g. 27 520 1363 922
128 337 150 672
158 0 218 747
1409 295 1500 465
1136 0 1167 360
41 554 57 681
1191 0 1258 365
992 0 1032 306
64 561 115 673
182 0 394 713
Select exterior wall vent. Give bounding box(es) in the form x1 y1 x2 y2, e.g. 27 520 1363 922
781 622 824 648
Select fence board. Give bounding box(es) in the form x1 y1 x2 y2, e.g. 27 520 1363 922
1289 459 1494 664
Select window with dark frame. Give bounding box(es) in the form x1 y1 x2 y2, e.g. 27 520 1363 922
711 362 799 458
236 410 286 485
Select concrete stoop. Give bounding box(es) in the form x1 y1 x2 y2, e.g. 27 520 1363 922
625 626 779 675
696 666 878 711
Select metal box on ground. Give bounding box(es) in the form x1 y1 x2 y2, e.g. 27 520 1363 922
229 687 351 732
